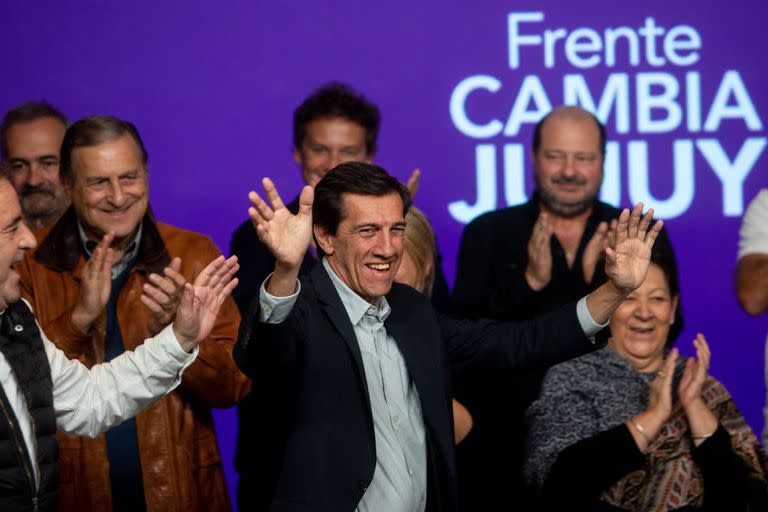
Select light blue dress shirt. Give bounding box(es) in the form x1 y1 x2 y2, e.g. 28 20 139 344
259 259 606 511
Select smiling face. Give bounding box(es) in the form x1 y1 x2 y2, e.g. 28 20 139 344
608 264 678 372
315 192 405 303
533 113 603 217
0 180 37 311
68 134 148 250
293 117 371 187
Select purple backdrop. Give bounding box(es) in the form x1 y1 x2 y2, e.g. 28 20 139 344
4 1 768 507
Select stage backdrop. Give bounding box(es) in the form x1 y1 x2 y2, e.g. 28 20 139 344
4 1 767 507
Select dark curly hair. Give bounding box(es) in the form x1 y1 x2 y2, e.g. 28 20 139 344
293 83 381 156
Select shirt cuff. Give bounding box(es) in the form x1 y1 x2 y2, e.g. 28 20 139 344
157 324 199 366
576 296 608 343
259 273 301 323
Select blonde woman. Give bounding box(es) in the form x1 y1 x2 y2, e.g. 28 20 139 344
395 207 474 444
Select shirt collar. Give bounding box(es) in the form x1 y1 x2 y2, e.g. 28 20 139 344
77 221 142 278
322 258 390 325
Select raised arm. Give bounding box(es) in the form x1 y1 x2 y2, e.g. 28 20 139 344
157 249 251 408
248 178 314 297
585 203 663 325
445 204 663 373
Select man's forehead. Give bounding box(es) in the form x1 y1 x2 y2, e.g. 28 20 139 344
9 116 66 133
340 192 404 223
72 137 144 174
305 117 367 140
7 117 66 152
541 113 599 138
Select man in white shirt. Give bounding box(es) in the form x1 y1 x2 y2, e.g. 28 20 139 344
736 189 768 446
0 168 238 511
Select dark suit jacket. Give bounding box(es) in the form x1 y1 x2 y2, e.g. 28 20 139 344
229 197 454 510
233 264 606 511
450 197 675 510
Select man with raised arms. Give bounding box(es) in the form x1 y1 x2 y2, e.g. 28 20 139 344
234 161 662 511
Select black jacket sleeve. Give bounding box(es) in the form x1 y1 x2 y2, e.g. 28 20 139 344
693 424 768 511
440 301 606 373
539 424 644 511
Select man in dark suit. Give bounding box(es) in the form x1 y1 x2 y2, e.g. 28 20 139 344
234 161 662 511
450 106 676 509
230 84 450 509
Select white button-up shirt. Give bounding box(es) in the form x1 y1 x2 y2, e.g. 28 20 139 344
0 300 197 489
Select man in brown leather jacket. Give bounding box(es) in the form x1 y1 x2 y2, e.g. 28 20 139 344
17 115 250 511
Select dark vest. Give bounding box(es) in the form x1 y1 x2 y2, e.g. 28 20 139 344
0 301 58 511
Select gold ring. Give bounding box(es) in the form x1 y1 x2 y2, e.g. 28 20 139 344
657 370 666 378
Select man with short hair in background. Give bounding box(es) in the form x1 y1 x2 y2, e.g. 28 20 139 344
451 106 674 509
17 115 250 511
0 102 70 231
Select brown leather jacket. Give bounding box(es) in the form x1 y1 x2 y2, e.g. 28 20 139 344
17 207 251 512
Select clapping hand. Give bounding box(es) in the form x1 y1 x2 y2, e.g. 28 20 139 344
172 255 239 352
582 220 613 285
524 212 554 291
406 168 421 198
71 232 115 335
678 334 711 408
141 257 186 335
646 348 678 427
628 348 678 451
679 334 718 445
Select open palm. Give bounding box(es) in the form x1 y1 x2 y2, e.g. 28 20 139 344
249 178 314 268
605 204 663 294
172 255 239 351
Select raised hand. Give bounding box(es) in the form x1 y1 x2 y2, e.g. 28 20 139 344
582 221 610 285
191 254 239 290
605 204 663 295
71 232 115 334
249 178 313 269
406 168 421 199
172 255 239 352
141 257 186 335
524 212 553 291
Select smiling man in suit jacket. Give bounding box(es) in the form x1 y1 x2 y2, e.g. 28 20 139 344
234 162 662 511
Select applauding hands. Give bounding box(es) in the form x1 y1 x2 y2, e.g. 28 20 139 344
629 335 718 451
69 230 238 347
71 232 115 335
172 255 239 352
